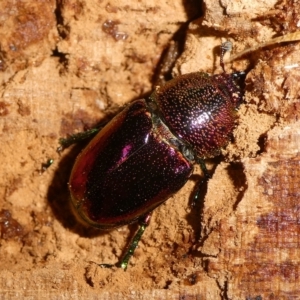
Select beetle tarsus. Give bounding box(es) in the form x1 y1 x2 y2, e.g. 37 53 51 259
40 158 54 174
118 215 151 270
57 128 100 152
96 215 151 271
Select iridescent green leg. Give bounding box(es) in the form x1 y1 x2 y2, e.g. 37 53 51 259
40 158 54 173
100 214 151 270
192 158 211 206
57 128 100 152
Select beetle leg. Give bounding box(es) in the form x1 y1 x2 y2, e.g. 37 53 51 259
99 214 152 270
40 158 54 174
220 41 232 73
153 40 179 86
117 214 152 270
57 105 125 152
57 128 100 152
197 158 211 180
191 158 211 207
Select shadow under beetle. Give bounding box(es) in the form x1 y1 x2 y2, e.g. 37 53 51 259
59 41 245 270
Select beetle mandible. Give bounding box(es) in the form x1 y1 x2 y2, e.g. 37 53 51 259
59 41 245 270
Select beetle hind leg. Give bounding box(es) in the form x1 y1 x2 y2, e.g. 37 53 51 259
191 158 211 207
99 214 152 270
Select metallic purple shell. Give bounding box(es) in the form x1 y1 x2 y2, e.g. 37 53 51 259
69 99 193 229
150 72 243 158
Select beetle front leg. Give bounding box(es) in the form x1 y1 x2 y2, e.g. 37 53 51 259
192 158 211 207
100 214 152 270
57 128 100 152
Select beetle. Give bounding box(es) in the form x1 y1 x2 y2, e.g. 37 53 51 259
59 41 245 270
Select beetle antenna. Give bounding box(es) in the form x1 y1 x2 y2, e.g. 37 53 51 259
220 41 232 73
